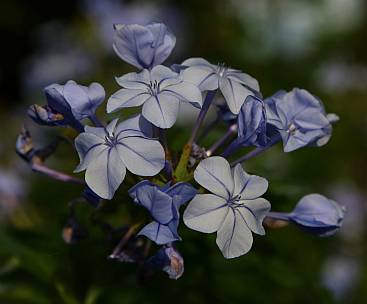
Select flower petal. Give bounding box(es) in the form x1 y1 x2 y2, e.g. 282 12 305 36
142 94 180 128
107 88 150 113
117 136 165 176
232 164 268 199
226 70 260 92
85 147 126 199
166 182 198 207
151 65 178 82
74 133 106 172
219 77 253 114
238 198 271 235
138 221 180 245
115 114 153 139
115 70 150 89
135 184 174 224
216 208 253 259
183 194 228 233
194 156 234 199
163 81 203 107
182 66 218 91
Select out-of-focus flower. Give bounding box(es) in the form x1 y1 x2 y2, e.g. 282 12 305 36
146 246 184 280
181 58 260 114
108 65 202 128
237 95 267 147
74 115 165 199
62 216 88 244
113 22 176 70
129 180 197 245
183 156 270 259
265 88 338 152
28 104 66 127
267 194 345 236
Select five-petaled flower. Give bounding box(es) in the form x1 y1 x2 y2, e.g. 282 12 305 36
113 22 176 70
183 156 271 259
107 65 203 128
129 180 197 244
181 57 260 114
74 115 165 199
268 194 345 236
265 88 338 152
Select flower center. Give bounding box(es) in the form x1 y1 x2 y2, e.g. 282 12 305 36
104 133 118 147
148 80 160 96
287 123 297 135
216 63 228 78
228 195 243 207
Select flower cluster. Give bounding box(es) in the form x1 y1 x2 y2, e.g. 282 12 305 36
16 22 344 279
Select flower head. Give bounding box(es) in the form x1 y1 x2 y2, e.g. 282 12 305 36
129 180 197 245
265 88 338 152
113 23 176 70
268 194 345 236
108 65 202 128
181 58 260 114
237 95 268 147
74 115 165 199
183 156 270 259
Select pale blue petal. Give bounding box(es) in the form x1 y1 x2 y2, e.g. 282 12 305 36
74 132 106 172
117 136 165 176
142 94 180 128
183 194 228 233
138 222 180 245
182 66 218 91
134 184 174 224
151 65 178 82
87 82 105 106
232 164 268 199
166 182 197 207
107 88 150 113
115 114 153 138
162 81 203 107
238 198 271 235
115 70 150 89
85 147 126 199
219 77 253 114
226 70 260 92
194 156 234 199
216 209 253 259
181 57 214 67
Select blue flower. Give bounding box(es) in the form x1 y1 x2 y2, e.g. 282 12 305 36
113 23 176 70
268 194 345 236
181 58 260 114
74 115 165 199
129 180 197 245
36 80 105 132
237 95 268 147
108 65 202 128
183 156 270 259
265 88 338 152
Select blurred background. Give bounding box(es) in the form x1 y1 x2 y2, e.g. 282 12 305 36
1 0 367 303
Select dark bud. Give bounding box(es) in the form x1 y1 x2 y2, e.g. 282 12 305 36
28 104 66 127
15 126 35 162
62 216 88 244
82 187 102 208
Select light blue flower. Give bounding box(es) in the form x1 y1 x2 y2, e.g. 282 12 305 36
45 80 105 121
237 95 268 147
129 180 197 245
108 65 202 128
181 58 260 114
74 115 165 199
268 194 345 236
265 88 338 152
113 23 176 70
183 156 270 259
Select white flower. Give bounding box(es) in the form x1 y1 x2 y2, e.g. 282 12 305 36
183 156 270 259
